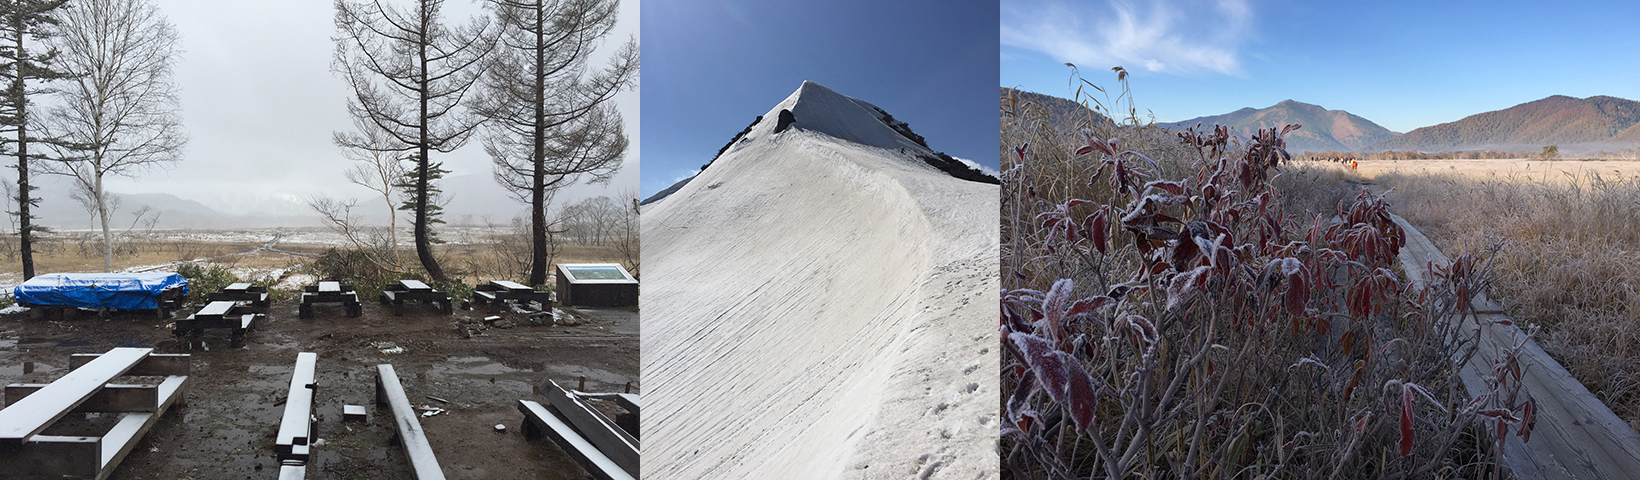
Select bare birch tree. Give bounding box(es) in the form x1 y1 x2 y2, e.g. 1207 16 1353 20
0 0 69 279
339 115 408 260
333 0 495 282
474 0 635 285
44 0 184 272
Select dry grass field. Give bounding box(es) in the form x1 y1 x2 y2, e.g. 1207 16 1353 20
0 227 633 292
1368 163 1640 431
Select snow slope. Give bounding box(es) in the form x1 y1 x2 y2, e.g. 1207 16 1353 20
641 81 998 478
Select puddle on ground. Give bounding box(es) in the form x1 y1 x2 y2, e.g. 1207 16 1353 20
428 356 528 376
0 337 16 350
540 365 630 390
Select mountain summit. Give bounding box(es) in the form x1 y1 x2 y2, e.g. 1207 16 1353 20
641 82 998 478
1168 99 1399 152
645 81 993 204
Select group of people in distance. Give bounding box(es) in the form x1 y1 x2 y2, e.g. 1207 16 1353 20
1312 155 1359 170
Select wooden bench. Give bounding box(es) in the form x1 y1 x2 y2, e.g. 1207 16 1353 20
518 399 634 480
471 280 553 313
375 364 445 479
300 281 361 318
275 353 319 464
174 300 260 347
379 280 451 316
207 282 270 312
0 348 189 479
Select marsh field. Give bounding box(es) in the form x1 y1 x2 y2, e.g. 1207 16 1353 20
1361 160 1640 432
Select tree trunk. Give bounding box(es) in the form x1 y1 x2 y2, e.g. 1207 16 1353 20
96 174 111 272
14 22 33 279
528 3 547 286
413 5 445 283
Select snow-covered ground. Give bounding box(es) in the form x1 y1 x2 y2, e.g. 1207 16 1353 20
641 81 998 478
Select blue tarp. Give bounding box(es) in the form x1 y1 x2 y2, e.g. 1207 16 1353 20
14 273 189 310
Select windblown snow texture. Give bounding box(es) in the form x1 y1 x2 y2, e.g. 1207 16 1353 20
640 81 999 478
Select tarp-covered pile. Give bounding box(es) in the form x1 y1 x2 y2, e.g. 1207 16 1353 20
14 273 189 310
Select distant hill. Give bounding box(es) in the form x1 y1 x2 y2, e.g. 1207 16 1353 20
1367 95 1640 153
1167 100 1399 152
1001 87 1113 130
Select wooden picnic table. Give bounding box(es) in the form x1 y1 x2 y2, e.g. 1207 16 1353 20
472 280 553 313
174 300 259 347
208 282 270 312
379 280 451 316
0 348 190 478
300 281 361 318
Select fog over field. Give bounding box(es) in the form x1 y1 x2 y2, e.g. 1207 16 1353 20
0 0 637 229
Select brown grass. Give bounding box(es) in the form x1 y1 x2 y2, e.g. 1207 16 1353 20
1377 170 1640 431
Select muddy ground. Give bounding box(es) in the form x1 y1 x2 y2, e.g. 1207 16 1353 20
0 295 638 480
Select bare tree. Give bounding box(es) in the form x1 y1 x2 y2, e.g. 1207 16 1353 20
307 194 404 272
44 0 184 272
615 188 637 276
333 0 495 282
339 115 408 261
475 0 635 285
0 0 69 279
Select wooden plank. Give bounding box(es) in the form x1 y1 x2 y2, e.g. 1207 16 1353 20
4 435 102 478
400 279 431 291
0 348 150 445
7 383 159 412
280 464 307 480
542 380 638 476
276 353 318 461
1391 213 1640 479
318 281 340 293
518 400 634 480
375 364 445 480
224 282 253 292
68 352 189 377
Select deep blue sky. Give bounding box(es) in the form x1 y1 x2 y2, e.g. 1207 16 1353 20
641 0 999 196
1003 1 1640 134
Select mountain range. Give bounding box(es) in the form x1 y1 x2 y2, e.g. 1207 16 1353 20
1367 95 1640 152
1012 88 1640 154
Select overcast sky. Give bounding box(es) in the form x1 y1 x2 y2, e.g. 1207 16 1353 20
69 0 639 220
1002 0 1640 133
640 0 1000 197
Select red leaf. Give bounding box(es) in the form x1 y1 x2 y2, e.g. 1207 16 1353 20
1010 333 1068 403
1014 143 1029 161
1400 387 1415 456
1066 296 1114 318
1042 279 1072 340
1063 352 1099 434
1285 273 1308 317
1086 209 1109 255
1519 402 1535 442
1075 145 1094 156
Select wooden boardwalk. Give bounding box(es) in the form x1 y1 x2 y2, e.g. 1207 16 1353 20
1392 213 1640 478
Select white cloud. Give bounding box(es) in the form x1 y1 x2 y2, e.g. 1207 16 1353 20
1002 0 1254 76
